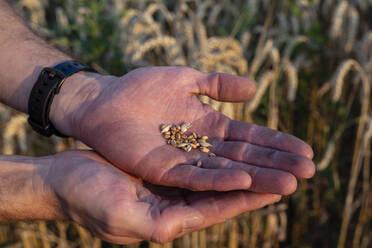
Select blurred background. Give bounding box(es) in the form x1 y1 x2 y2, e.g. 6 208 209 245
0 0 371 247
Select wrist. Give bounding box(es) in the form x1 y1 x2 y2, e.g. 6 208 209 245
49 71 108 138
0 155 65 221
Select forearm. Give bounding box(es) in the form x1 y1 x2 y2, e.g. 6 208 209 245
0 1 107 137
0 155 64 221
0 1 70 112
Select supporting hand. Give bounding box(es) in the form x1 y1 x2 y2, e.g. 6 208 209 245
48 150 282 244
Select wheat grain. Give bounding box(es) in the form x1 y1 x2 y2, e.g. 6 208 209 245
161 123 212 154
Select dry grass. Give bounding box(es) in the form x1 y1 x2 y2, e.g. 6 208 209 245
1 0 371 247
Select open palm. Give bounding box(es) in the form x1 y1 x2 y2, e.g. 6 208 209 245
50 150 282 244
74 67 315 194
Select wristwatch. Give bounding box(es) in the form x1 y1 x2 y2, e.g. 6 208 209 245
27 61 97 137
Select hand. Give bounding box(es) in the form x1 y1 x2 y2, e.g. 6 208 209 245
47 150 282 244
51 67 315 194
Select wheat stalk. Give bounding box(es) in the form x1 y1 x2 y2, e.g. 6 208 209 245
331 59 370 102
249 39 274 78
282 58 299 101
144 3 174 22
330 0 348 40
283 35 309 59
357 31 372 66
0 103 10 122
15 0 47 29
344 6 359 53
207 4 222 27
3 115 27 155
131 36 180 64
246 71 277 115
338 113 372 248
193 17 208 57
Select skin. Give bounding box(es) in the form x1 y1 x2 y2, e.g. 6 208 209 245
0 1 315 194
0 1 315 243
50 67 315 194
0 150 282 244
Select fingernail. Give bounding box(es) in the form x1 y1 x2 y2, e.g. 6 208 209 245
275 195 282 203
183 216 203 232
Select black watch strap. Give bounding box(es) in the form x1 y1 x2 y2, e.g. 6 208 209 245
28 61 97 137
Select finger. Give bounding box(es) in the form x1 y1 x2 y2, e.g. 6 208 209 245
213 141 315 178
226 120 314 159
153 191 281 242
160 165 252 191
200 156 298 195
193 71 256 102
145 204 205 244
184 191 281 232
94 231 143 245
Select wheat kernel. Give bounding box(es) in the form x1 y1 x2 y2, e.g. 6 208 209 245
200 142 212 147
181 122 191 132
161 124 172 133
197 160 202 167
200 147 209 153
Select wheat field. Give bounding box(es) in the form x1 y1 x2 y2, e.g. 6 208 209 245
0 0 371 247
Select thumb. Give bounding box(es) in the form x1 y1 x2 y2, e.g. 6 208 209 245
148 207 204 243
194 72 256 102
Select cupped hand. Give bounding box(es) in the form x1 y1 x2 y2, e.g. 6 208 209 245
48 150 282 244
52 67 315 194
